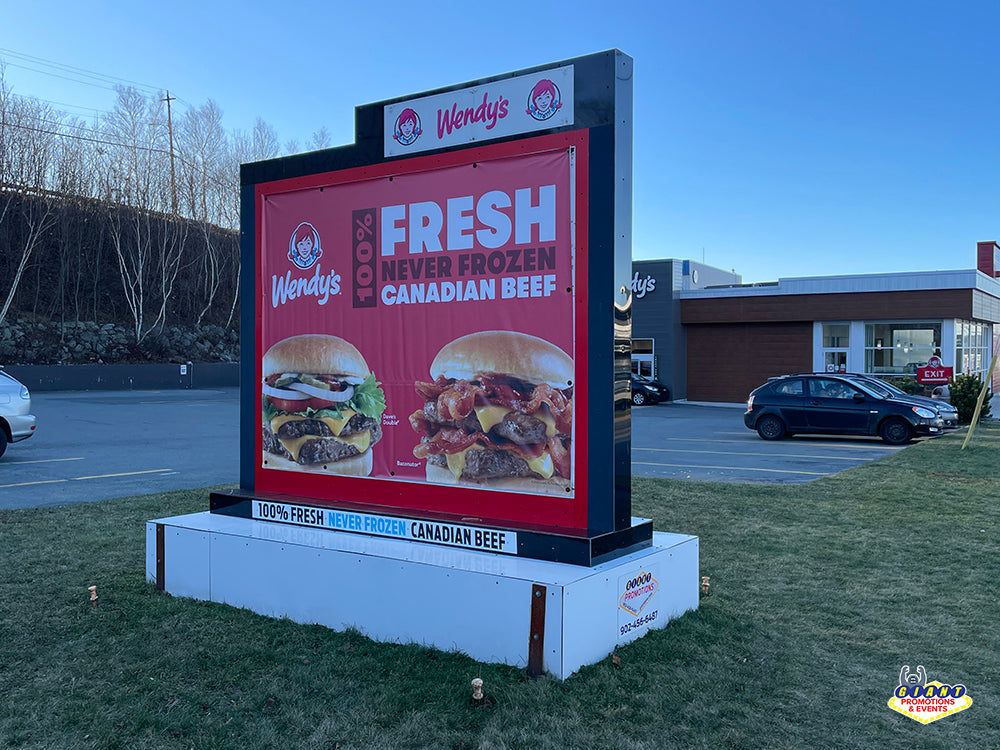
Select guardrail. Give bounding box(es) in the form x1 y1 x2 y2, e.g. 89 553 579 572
1 363 239 391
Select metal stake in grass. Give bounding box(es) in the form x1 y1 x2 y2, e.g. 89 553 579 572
471 678 484 704
88 585 98 608
961 347 999 450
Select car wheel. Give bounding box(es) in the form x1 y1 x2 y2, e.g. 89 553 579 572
0 428 7 459
756 415 786 440
632 391 646 406
880 417 912 445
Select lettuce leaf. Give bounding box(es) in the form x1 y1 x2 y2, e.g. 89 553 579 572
262 374 386 422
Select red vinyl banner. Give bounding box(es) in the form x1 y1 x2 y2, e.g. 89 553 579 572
254 136 588 530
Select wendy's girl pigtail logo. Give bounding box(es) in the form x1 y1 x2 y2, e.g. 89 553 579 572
393 108 422 146
526 79 562 121
288 222 323 270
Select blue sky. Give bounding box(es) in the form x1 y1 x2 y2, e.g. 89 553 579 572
1 0 996 283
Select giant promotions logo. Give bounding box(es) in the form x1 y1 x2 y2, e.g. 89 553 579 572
888 665 972 724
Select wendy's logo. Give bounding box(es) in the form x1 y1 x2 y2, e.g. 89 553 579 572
526 78 562 121
288 222 322 270
393 108 422 146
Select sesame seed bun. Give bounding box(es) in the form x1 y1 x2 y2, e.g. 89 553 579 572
262 334 370 379
429 331 573 387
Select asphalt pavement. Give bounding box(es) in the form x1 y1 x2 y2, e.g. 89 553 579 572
0 388 240 509
1 388 974 509
630 401 910 484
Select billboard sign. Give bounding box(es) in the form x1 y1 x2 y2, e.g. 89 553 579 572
256 135 588 530
225 51 641 565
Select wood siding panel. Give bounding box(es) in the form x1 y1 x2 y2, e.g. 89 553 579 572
681 290 975 325
686 323 813 402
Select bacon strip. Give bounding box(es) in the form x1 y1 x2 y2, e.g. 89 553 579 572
548 436 570 479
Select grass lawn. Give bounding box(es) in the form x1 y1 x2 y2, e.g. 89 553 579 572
2 425 997 749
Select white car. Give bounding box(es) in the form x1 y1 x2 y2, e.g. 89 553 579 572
0 368 36 458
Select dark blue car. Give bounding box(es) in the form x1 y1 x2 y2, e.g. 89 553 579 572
744 374 943 445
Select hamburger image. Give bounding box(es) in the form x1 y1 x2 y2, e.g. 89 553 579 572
409 331 573 494
261 334 386 476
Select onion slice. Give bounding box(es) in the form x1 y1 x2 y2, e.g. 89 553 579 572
262 382 311 401
288 381 355 402
260 383 310 401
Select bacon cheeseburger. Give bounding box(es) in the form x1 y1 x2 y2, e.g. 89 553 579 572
410 331 573 494
261 334 386 476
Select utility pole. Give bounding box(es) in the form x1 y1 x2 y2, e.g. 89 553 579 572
162 91 178 214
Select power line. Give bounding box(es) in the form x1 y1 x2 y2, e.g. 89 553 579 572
0 47 163 94
2 118 173 157
1 119 237 192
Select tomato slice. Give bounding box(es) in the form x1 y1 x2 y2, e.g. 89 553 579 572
268 395 340 413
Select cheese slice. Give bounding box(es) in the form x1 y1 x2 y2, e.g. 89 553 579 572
446 445 482 479
278 430 371 462
474 404 557 438
474 405 510 433
444 445 553 480
525 451 555 479
271 408 356 437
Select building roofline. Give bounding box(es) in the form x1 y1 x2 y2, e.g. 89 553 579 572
679 268 1000 299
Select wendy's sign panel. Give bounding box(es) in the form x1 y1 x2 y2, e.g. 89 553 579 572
256 137 588 530
384 66 574 157
227 51 639 564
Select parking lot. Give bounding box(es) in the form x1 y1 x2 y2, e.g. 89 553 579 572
0 389 240 509
631 401 910 483
1 389 923 509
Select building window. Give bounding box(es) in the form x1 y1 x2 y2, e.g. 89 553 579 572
821 323 849 372
631 338 655 378
822 324 849 348
864 322 942 375
956 320 992 377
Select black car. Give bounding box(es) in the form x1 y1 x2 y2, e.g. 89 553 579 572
744 374 944 445
840 374 959 429
630 374 670 405
791 372 959 429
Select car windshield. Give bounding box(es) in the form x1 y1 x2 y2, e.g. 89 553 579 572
850 378 893 398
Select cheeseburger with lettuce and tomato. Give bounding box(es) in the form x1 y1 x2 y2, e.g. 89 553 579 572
261 334 386 476
409 330 573 494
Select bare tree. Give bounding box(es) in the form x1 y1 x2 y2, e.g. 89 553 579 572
0 78 59 326
307 126 332 150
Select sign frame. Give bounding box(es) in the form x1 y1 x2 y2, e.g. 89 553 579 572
221 50 641 565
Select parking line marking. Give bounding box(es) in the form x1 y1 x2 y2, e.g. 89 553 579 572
3 457 86 465
1 468 174 488
634 447 875 462
657 437 902 451
71 469 173 481
139 399 232 405
0 479 69 488
633 461 832 476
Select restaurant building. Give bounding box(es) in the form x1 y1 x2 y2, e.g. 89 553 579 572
633 241 1000 403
